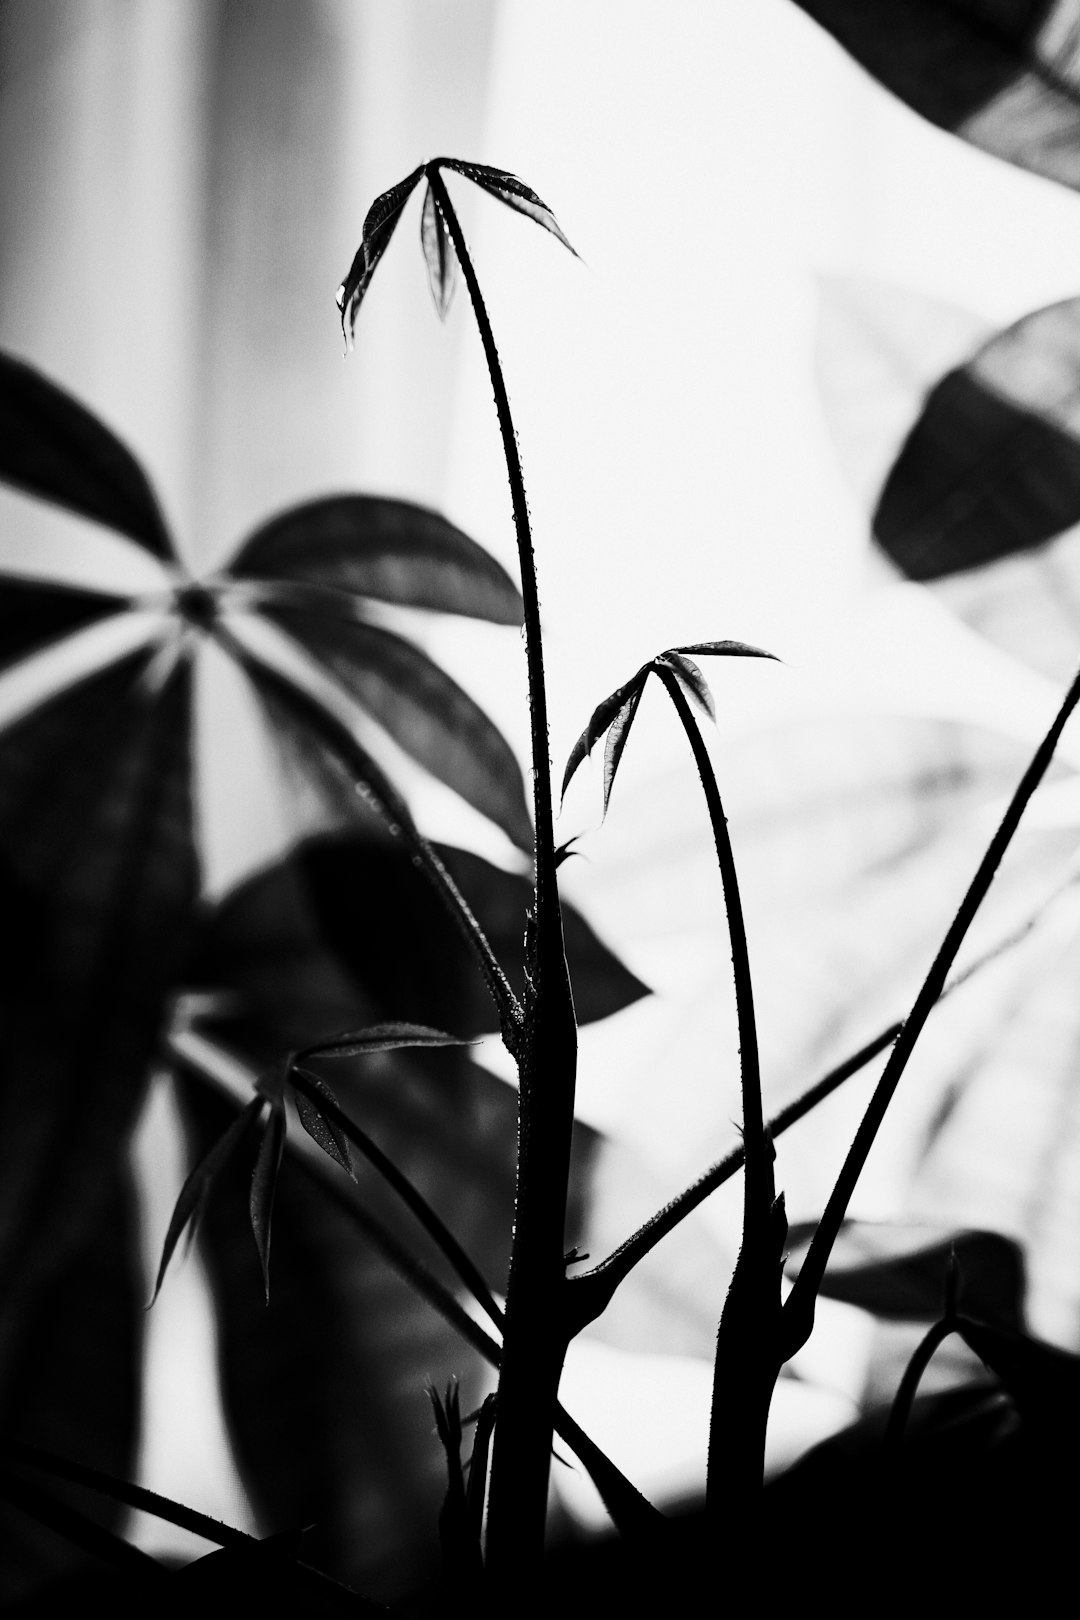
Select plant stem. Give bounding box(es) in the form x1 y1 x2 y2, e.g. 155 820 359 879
426 164 579 1580
883 1317 957 1456
653 667 783 1526
783 662 1080 1358
214 625 523 1050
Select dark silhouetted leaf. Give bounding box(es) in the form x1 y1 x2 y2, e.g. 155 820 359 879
421 182 458 319
230 494 523 625
784 1219 1027 1327
174 1071 499 1606
441 159 578 256
0 351 173 557
265 607 533 851
875 296 1080 581
189 835 647 1054
793 0 1080 192
0 1167 141 1607
0 580 130 677
250 1099 287 1301
336 163 426 339
152 1097 264 1304
299 1023 471 1062
0 650 199 1353
958 1315 1080 1430
292 1072 354 1180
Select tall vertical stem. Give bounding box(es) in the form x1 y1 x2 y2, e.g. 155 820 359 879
656 669 784 1526
426 166 578 1580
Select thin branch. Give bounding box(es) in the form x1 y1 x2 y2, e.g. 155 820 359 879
783 662 1080 1356
213 623 523 1053
289 1064 505 1335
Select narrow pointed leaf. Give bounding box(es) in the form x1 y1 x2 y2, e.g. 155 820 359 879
0 351 173 556
151 1096 264 1304
336 163 426 337
250 1100 287 1301
0 579 131 676
231 495 523 625
264 608 533 851
420 182 458 319
440 159 578 256
793 1 1080 193
297 1022 469 1062
561 669 647 803
783 1219 1027 1328
876 296 1080 582
672 639 779 664
292 1071 355 1179
658 652 714 719
603 683 646 813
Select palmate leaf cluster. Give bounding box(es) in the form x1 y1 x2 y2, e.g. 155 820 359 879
0 346 645 1603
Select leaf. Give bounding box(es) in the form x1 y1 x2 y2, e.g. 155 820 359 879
793 0 1080 192
0 352 174 557
561 669 648 804
250 1099 287 1302
336 163 426 339
657 652 714 720
958 1315 1080 1431
188 835 647 1055
298 1023 471 1063
815 275 992 510
151 1096 264 1304
602 683 646 813
671 639 779 663
174 1070 500 1606
441 159 578 256
264 607 533 851
875 296 1080 582
230 494 523 625
0 650 200 1339
783 1219 1027 1327
292 1071 354 1179
420 182 458 319
0 1166 141 1606
0 579 131 678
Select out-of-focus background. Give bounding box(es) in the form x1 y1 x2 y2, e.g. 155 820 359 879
5 0 1080 1562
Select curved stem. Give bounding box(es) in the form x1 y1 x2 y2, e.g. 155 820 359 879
783 662 1080 1359
884 1317 958 1456
654 667 766 1207
426 165 579 1580
290 1065 505 1335
653 666 782 1524
214 624 523 1051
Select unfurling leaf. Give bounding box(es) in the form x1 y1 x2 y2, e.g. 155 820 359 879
658 652 714 720
249 1099 287 1301
291 1070 354 1180
793 0 1080 193
875 296 1080 581
602 684 646 813
784 1219 1027 1329
295 1021 470 1063
421 183 458 319
439 158 578 257
562 640 776 809
336 163 426 339
151 1097 264 1305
